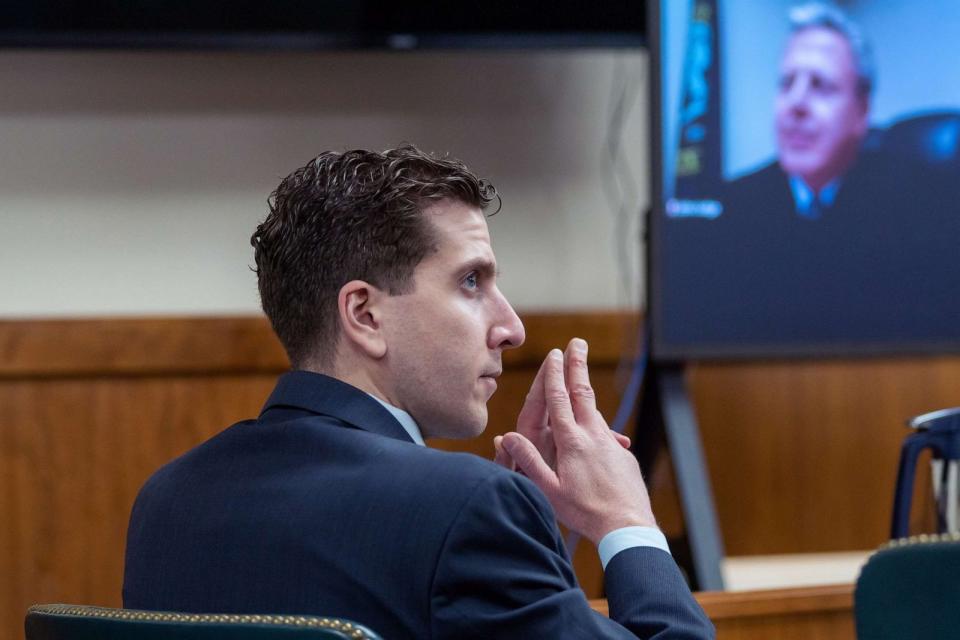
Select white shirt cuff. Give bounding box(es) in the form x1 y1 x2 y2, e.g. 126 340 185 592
597 526 671 570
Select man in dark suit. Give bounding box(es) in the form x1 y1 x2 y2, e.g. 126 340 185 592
732 2 875 220
123 146 713 638
662 3 882 348
663 3 958 349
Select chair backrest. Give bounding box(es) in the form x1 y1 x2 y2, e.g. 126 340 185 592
854 534 960 640
25 604 382 640
881 111 960 169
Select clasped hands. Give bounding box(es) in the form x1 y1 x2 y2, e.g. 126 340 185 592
493 338 657 545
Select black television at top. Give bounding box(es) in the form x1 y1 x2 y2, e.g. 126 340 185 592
0 1 645 49
649 0 960 360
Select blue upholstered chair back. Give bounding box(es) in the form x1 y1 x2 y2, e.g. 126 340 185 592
881 111 960 170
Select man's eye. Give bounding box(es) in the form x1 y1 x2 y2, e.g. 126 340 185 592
463 273 479 290
809 75 837 95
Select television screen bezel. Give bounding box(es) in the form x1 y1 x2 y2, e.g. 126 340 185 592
0 1 646 51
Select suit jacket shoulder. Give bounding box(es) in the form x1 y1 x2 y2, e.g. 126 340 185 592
721 161 795 225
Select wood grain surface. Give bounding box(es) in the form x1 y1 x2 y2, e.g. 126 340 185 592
2 313 956 640
591 584 855 639
691 358 949 553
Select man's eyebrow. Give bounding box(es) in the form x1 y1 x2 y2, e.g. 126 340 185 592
460 257 499 278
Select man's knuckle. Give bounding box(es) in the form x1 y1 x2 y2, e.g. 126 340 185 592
570 382 595 398
565 434 589 452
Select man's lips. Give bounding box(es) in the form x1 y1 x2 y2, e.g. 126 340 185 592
480 370 501 391
779 128 817 149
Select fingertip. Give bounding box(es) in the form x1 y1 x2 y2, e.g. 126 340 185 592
547 349 566 377
563 338 587 367
572 337 587 354
501 432 534 456
500 431 521 449
545 349 566 384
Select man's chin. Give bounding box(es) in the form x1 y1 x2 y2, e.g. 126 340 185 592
424 407 488 440
463 405 489 438
778 155 828 180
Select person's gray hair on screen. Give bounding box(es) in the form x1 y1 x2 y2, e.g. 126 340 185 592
789 2 875 97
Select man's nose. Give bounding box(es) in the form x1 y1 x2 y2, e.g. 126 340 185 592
785 76 811 111
489 291 525 351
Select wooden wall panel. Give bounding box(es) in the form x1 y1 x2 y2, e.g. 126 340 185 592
2 313 959 640
0 317 287 377
701 585 856 640
593 584 856 640
0 313 637 640
691 359 960 554
0 376 278 639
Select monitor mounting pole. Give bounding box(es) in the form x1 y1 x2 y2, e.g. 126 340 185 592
634 360 725 591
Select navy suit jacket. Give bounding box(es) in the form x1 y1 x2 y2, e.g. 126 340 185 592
123 371 713 639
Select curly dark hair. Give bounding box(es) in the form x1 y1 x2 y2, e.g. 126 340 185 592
251 144 498 368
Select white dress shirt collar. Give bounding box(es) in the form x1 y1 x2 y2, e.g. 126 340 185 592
366 393 425 446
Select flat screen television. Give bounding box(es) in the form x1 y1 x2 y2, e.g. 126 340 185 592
649 0 960 360
0 1 645 50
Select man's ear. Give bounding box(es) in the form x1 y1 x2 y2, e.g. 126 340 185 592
337 280 387 359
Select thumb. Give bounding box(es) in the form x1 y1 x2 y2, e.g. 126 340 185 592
614 432 632 450
501 432 559 495
493 435 515 471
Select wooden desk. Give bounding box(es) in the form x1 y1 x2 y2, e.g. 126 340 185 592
591 584 855 640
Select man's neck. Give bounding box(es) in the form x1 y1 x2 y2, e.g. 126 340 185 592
298 362 425 445
301 353 387 403
330 367 394 407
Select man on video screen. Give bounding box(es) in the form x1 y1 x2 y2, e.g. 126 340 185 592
698 2 955 343
724 3 875 221
660 1 960 351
